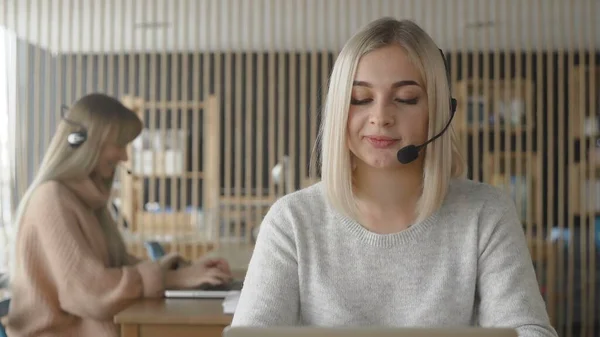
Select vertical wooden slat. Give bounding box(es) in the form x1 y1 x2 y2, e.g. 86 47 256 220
116 0 124 99
212 0 223 246
180 0 191 256
299 0 308 188
244 0 253 243
267 0 276 211
586 1 597 334
288 0 297 197
18 0 29 199
107 0 115 98
97 0 106 93
309 0 318 180
576 0 588 335
117 0 129 238
43 0 51 150
564 0 575 334
480 0 489 189
320 0 329 172
450 0 459 155
191 0 201 248
569 0 579 333
552 0 563 326
234 0 243 241
158 0 168 241
33 0 40 174
170 0 179 251
146 0 157 239
108 0 117 232
533 0 544 288
276 0 285 198
223 0 233 240
56 0 63 142
545 0 556 329
255 0 265 238
514 0 524 231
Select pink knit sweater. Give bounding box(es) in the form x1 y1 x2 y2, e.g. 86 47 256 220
4 179 164 337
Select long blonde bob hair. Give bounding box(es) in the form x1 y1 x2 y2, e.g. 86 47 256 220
8 93 142 282
317 17 466 223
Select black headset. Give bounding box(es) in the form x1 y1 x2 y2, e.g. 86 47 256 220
439 48 457 115
396 48 458 164
61 104 88 148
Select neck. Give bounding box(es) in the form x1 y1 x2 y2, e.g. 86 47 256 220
352 161 424 233
63 174 111 210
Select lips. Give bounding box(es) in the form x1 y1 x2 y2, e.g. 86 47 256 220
365 136 399 149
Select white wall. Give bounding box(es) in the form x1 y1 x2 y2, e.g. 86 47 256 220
1 0 599 54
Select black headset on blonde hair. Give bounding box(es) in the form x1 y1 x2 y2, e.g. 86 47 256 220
396 48 458 164
439 48 457 115
61 104 88 148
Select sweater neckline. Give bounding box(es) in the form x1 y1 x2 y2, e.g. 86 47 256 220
63 177 110 210
334 208 440 248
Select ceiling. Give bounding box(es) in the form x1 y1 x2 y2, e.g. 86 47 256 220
1 0 598 54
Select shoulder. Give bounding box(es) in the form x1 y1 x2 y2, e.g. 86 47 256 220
267 182 327 218
26 180 80 216
442 178 519 232
446 178 515 212
259 182 327 237
31 180 75 200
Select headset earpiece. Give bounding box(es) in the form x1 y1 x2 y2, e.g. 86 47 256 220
61 104 88 148
67 130 87 148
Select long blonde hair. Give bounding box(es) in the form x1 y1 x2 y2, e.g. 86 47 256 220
316 17 466 223
8 93 142 282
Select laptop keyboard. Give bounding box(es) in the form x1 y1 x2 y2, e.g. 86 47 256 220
197 279 244 291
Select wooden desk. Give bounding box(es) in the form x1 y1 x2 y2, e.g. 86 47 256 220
116 244 252 337
115 298 232 337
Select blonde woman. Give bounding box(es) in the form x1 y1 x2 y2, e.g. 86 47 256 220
4 93 232 337
232 18 557 337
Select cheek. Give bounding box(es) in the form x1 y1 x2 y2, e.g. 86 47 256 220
97 150 116 166
346 109 363 136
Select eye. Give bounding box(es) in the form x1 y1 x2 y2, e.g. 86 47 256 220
395 98 419 105
350 98 373 105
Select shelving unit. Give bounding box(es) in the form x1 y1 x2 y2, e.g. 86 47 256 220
568 65 600 218
454 77 555 321
455 78 541 226
117 95 221 259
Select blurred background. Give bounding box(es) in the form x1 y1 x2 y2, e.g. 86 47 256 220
0 0 598 336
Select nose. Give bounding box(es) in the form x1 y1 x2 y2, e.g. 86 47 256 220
369 102 395 127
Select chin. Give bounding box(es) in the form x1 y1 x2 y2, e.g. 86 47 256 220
362 155 400 170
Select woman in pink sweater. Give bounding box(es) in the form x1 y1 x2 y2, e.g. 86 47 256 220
3 93 232 337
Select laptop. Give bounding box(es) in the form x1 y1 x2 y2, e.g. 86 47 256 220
142 240 244 298
222 327 518 337
164 279 244 299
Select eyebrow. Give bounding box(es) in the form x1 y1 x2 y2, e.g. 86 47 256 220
352 80 420 88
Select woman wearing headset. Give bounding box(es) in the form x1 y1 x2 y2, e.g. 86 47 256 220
3 93 232 337
232 18 557 337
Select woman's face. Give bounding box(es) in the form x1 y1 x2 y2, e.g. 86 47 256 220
347 44 429 170
94 129 128 180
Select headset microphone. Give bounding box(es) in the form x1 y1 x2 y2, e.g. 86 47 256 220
396 49 457 165
397 98 456 164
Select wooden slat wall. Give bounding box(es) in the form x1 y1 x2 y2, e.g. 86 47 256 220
0 1 598 335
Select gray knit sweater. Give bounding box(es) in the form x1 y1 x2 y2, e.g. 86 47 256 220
231 178 558 337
